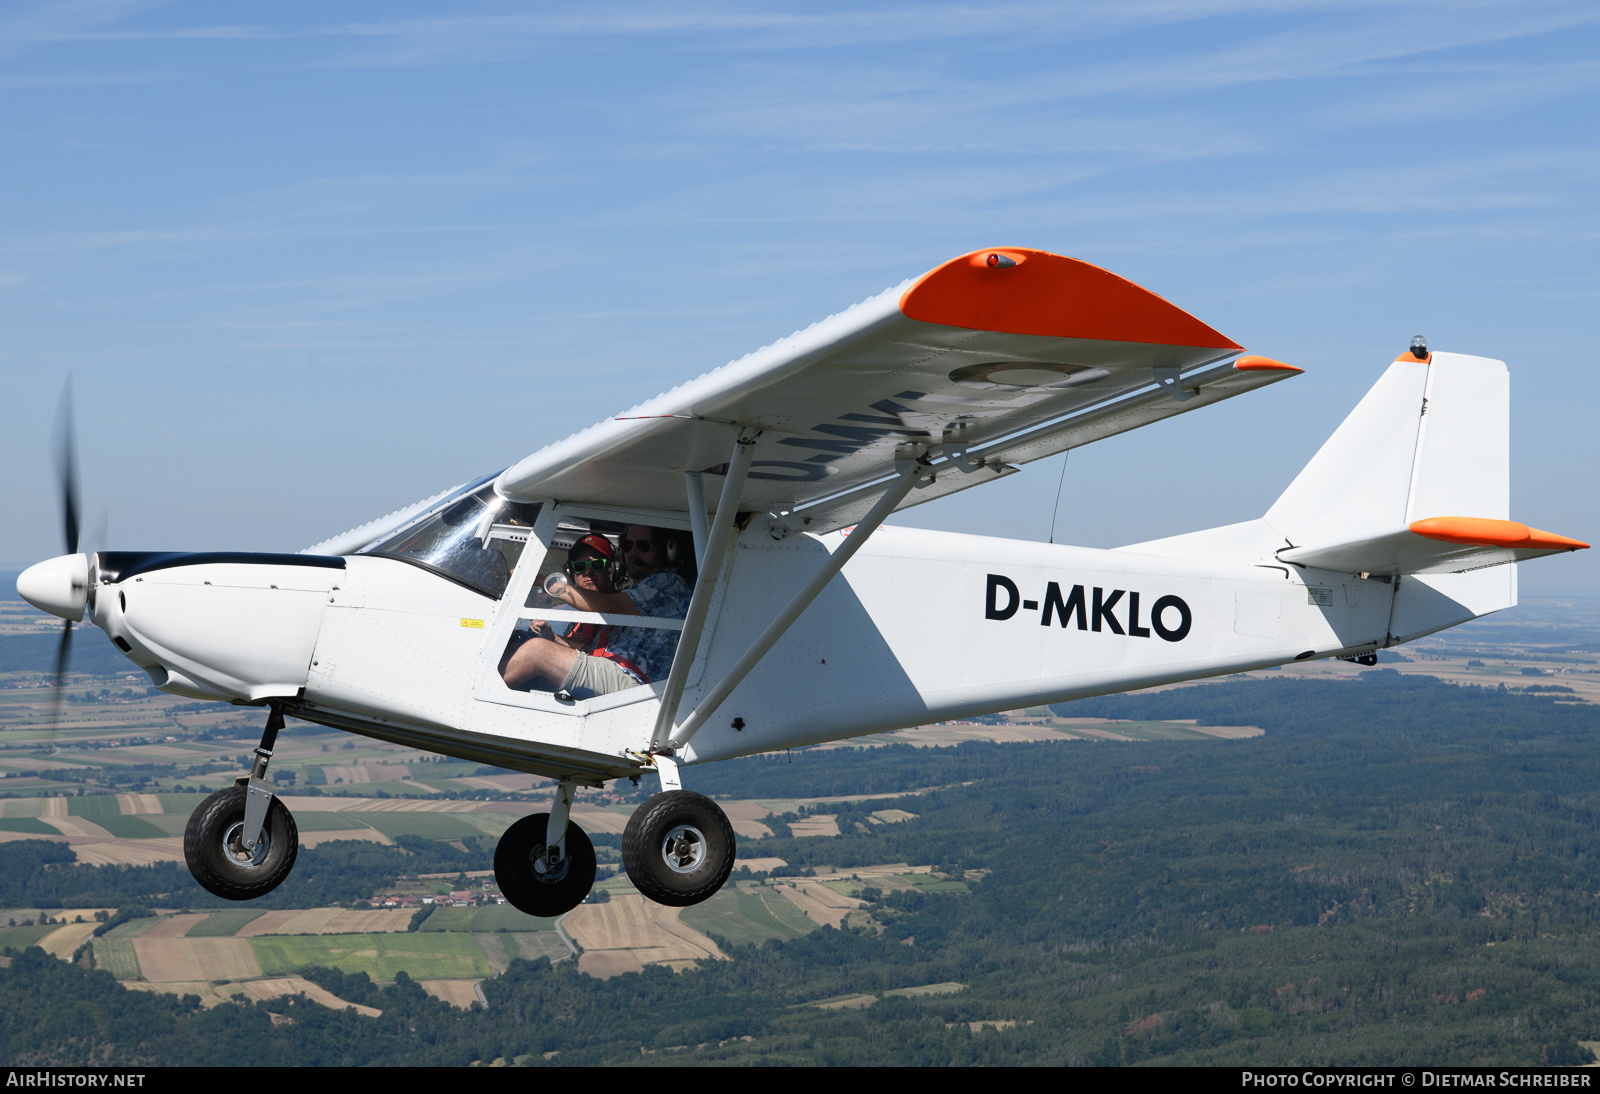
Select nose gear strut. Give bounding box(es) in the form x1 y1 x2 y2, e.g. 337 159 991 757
236 701 285 853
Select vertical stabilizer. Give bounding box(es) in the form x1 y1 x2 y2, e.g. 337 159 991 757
1123 350 1567 601
1265 351 1509 551
1264 357 1426 548
1262 350 1518 637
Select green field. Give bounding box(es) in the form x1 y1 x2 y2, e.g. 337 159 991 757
134 814 191 837
1055 719 1226 740
249 933 492 981
289 812 374 832
883 981 965 998
185 910 266 937
473 931 570 972
91 938 141 979
908 879 969 893
92 816 169 839
680 887 812 946
155 794 205 814
354 813 486 839
317 781 441 800
400 778 453 794
420 905 557 933
67 795 121 817
0 924 60 950
0 778 62 795
415 763 483 779
0 818 58 834
98 917 164 941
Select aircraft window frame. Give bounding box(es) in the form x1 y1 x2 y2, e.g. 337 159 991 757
471 503 710 718
365 472 498 545
357 479 541 601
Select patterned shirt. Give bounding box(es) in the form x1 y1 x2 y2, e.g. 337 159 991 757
601 571 691 683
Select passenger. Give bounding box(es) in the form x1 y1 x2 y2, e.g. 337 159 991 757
607 523 694 680
501 526 691 698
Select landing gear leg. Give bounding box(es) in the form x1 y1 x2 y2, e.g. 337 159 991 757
238 702 285 852
183 701 299 900
495 781 597 918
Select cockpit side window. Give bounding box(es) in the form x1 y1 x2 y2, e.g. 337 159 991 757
360 481 541 599
498 520 696 700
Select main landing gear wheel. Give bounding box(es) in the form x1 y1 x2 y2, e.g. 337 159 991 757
494 813 596 918
183 785 299 901
622 790 736 908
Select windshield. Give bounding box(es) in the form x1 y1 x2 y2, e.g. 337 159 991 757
360 478 541 599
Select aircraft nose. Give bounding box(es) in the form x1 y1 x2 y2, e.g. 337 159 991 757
17 553 89 622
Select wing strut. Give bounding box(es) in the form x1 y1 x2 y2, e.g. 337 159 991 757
663 452 928 752
649 431 761 750
684 471 710 570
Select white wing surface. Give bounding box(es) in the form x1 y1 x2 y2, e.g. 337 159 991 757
497 248 1300 532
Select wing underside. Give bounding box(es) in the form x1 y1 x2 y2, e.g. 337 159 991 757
497 248 1299 531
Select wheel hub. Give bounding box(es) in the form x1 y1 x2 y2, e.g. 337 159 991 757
529 842 570 884
661 824 707 874
223 822 271 867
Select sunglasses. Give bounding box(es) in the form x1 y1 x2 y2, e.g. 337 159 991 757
618 538 656 553
567 557 612 574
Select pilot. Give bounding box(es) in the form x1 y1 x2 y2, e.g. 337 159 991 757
501 525 691 698
531 532 620 650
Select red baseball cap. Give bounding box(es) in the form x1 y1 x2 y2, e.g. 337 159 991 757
569 533 616 560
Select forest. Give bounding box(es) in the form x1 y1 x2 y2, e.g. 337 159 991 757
6 671 1600 1065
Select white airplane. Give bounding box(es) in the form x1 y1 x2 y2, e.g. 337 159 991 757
16 247 1587 917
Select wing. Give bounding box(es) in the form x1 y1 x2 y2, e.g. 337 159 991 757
497 248 1300 531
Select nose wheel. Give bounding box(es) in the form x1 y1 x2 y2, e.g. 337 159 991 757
622 791 736 907
183 702 299 900
494 813 597 918
183 785 299 900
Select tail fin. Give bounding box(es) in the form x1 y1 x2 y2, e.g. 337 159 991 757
1121 349 1583 644
1123 350 1582 575
1265 351 1507 552
1267 351 1582 577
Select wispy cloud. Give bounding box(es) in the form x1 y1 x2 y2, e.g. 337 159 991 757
0 0 158 58
215 170 513 221
8 1 1596 69
1 225 226 253
1309 58 1600 127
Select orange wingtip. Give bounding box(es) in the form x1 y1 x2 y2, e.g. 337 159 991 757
1409 517 1589 551
1234 355 1301 373
899 248 1242 350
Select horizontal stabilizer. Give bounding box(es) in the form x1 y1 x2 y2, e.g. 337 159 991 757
1279 516 1588 576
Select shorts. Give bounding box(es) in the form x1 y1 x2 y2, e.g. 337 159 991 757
560 652 645 700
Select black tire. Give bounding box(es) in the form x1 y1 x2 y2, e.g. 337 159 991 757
183 785 299 901
494 813 596 918
622 791 736 907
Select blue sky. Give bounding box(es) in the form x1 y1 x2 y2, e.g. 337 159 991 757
3 1 1597 594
